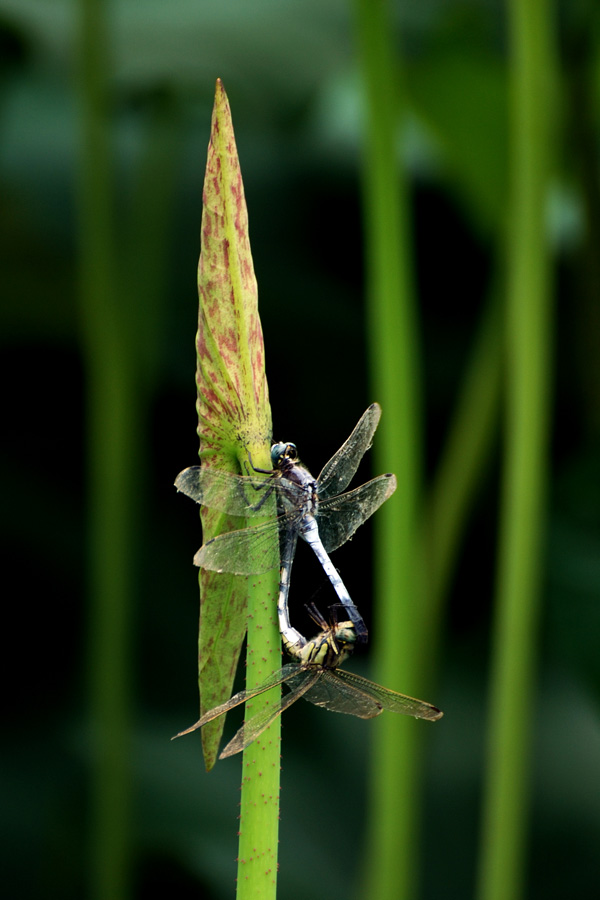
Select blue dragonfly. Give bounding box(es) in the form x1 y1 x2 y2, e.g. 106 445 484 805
175 403 396 644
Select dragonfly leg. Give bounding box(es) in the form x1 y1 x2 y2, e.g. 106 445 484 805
246 449 275 476
232 451 280 513
247 480 278 513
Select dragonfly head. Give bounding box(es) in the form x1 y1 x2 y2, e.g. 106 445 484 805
271 441 298 468
332 621 357 648
300 620 357 668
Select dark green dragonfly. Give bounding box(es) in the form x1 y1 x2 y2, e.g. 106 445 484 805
172 605 443 759
175 403 396 645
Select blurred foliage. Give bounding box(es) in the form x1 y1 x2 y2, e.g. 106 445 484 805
1 1 599 899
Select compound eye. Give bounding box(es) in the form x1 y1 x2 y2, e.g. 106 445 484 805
285 443 298 460
337 624 356 646
270 441 286 465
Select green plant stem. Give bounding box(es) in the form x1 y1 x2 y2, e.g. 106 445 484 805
422 286 503 685
236 571 281 900
477 2 555 899
77 1 134 898
353 3 423 899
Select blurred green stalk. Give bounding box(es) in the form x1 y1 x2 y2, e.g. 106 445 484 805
352 2 424 899
76 1 134 898
422 287 503 684
477 1 555 899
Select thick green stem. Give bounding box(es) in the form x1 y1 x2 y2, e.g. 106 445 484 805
236 571 281 900
76 1 134 898
477 2 555 899
353 2 423 899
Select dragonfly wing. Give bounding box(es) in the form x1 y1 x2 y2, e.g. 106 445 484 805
219 669 322 757
316 474 397 553
175 466 281 517
193 517 283 574
172 663 302 739
333 669 443 721
316 404 382 500
302 669 384 718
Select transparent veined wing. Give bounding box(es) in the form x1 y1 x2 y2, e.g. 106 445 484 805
315 473 397 553
302 669 384 718
172 662 304 739
222 662 442 756
193 515 287 574
220 669 321 758
331 669 443 721
316 403 382 500
175 466 283 517
176 466 302 575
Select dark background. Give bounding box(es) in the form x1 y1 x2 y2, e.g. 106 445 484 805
1 1 599 898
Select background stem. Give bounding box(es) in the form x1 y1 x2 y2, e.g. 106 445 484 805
77 1 135 897
477 1 555 897
353 2 424 899
422 284 503 687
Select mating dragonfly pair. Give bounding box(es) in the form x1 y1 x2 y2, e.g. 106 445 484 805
174 404 442 758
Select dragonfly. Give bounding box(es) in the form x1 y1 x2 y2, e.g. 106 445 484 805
175 403 396 645
172 604 443 759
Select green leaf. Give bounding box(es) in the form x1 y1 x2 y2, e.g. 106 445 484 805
194 79 274 770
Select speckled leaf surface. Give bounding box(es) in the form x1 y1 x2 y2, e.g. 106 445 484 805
194 80 274 769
